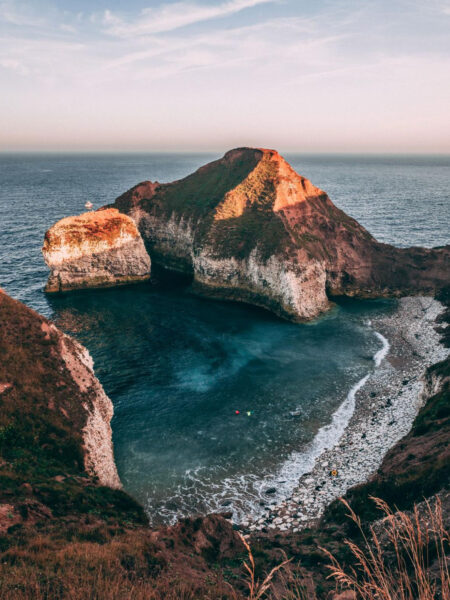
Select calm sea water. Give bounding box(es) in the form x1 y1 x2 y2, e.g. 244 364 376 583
0 153 449 523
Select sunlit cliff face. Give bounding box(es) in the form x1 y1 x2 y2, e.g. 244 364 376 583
213 148 325 221
42 208 140 265
42 208 151 293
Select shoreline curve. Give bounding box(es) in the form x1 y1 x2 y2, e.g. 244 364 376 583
241 296 448 533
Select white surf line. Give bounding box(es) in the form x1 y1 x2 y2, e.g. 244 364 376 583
289 373 369 471
236 371 369 525
295 328 390 471
373 330 390 367
245 372 370 520
244 327 391 523
240 297 450 532
288 373 370 473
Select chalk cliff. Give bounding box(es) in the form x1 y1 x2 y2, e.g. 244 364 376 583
0 288 120 488
43 208 150 292
42 148 449 320
110 147 449 321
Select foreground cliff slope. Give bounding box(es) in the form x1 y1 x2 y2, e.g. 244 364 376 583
110 147 449 321
0 287 448 598
0 288 121 489
0 288 244 598
43 208 150 292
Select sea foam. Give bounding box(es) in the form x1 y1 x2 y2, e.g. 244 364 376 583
234 327 390 521
374 331 390 367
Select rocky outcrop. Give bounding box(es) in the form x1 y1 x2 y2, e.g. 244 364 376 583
0 288 120 488
110 147 449 321
42 148 449 319
42 208 150 292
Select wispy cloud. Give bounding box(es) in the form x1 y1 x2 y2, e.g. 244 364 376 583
103 0 277 37
0 57 28 74
0 0 45 26
103 17 315 70
0 0 449 151
0 35 86 83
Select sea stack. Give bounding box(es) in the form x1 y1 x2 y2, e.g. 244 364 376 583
42 208 151 292
111 147 449 320
43 148 449 320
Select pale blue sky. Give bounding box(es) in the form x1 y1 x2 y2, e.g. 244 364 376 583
1 0 449 152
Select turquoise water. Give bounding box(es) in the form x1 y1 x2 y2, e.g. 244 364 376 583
0 153 448 523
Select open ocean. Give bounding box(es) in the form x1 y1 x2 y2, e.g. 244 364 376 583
0 152 449 523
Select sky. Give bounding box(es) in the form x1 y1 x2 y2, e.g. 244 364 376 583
1 0 450 152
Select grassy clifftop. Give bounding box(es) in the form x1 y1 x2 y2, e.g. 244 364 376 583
112 148 449 303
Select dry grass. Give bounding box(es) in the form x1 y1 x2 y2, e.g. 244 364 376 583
0 534 231 600
1 497 448 599
235 533 292 600
268 569 318 600
322 496 449 600
0 566 203 600
234 496 449 600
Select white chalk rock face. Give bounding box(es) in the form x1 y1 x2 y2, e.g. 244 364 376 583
58 332 121 489
0 289 121 489
42 208 151 292
44 148 450 320
192 248 329 321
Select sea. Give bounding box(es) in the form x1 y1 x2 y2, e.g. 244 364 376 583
0 153 449 524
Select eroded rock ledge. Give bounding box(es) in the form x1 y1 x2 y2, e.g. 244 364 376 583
43 208 150 292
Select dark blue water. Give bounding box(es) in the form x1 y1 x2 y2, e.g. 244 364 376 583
1 153 448 523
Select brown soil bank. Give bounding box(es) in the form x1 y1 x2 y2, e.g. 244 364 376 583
109 147 449 321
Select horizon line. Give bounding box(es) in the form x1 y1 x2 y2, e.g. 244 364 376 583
1 149 450 157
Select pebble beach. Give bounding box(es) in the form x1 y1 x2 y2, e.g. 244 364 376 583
240 296 448 533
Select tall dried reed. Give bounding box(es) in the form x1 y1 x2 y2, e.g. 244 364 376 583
1 497 448 599
322 496 449 600
237 532 292 600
